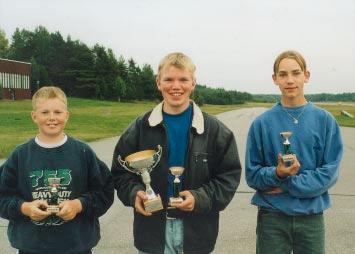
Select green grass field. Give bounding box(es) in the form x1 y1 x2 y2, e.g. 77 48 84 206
0 98 354 158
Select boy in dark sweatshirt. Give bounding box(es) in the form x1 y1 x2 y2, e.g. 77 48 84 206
0 86 114 254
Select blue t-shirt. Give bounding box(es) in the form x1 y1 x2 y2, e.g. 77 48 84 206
163 104 193 199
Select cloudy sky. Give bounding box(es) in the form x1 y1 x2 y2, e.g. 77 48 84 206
1 0 354 94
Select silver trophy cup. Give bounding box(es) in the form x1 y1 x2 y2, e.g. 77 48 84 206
47 177 61 214
280 131 294 164
118 145 163 213
168 166 185 207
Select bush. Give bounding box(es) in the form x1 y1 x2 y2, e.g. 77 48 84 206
0 81 3 99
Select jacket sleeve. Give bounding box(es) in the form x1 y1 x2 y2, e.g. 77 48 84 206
245 121 284 191
78 147 114 218
280 116 343 198
0 154 26 221
191 123 242 214
111 119 145 207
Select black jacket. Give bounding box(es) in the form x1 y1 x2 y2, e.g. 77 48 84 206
111 102 241 254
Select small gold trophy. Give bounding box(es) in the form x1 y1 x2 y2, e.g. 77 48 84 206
47 177 61 214
118 145 163 213
168 167 185 207
280 131 294 165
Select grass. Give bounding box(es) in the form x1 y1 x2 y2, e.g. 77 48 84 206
314 103 355 128
1 99 354 158
0 98 157 158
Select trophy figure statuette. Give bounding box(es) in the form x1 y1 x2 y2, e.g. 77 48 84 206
47 177 61 214
168 166 185 207
118 145 163 213
280 131 294 165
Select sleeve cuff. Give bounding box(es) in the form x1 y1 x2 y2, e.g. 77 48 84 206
190 189 211 214
16 199 26 217
266 167 282 186
78 197 87 214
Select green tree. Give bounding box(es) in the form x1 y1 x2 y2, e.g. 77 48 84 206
92 45 120 99
7 28 34 61
0 80 3 99
64 37 96 97
192 89 204 106
0 27 9 58
116 76 127 101
140 64 158 100
126 58 140 100
30 57 50 90
46 31 67 87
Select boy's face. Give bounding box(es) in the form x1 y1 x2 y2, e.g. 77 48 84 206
157 65 195 114
273 58 310 104
31 98 69 143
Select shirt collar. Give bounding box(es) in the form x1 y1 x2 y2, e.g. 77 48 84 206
148 101 204 134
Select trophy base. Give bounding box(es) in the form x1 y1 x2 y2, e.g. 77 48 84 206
169 197 183 207
144 195 163 213
47 205 60 214
282 154 294 164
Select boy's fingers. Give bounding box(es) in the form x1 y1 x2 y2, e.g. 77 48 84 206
135 203 152 216
136 191 148 200
135 193 152 216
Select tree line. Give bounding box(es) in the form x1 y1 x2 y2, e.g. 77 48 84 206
253 93 355 103
0 26 251 104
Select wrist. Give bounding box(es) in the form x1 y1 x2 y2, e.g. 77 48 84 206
20 202 30 216
276 166 287 179
73 199 83 213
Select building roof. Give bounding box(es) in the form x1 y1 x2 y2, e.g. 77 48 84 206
0 58 31 75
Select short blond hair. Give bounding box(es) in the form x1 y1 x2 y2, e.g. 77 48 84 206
273 50 307 74
32 86 67 110
157 52 196 82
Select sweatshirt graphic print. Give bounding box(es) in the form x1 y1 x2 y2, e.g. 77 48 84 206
29 168 73 226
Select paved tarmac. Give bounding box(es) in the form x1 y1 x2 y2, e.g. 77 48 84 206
1 107 354 253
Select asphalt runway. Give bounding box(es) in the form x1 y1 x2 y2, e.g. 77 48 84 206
1 107 354 253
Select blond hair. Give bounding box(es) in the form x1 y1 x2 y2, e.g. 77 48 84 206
157 52 196 82
273 50 307 74
32 86 67 110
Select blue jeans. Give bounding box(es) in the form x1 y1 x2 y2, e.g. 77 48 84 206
138 218 184 254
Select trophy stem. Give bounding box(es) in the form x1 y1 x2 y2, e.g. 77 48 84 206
47 177 61 214
173 177 180 198
141 170 157 199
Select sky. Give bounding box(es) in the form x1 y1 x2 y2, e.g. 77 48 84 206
1 0 354 94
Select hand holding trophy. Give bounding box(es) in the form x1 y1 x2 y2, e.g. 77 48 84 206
118 145 164 213
280 131 294 165
168 167 185 208
47 177 61 214
276 131 300 178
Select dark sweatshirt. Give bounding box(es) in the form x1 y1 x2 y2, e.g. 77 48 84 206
0 136 114 254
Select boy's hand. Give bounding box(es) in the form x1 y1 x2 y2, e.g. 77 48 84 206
134 191 152 216
174 191 195 212
21 200 50 221
57 199 82 221
276 153 300 178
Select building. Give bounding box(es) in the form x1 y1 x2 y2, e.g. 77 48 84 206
0 58 31 100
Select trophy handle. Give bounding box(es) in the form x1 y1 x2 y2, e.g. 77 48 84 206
147 145 162 173
118 155 139 175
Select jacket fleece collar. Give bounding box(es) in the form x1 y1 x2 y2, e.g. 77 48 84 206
148 101 204 134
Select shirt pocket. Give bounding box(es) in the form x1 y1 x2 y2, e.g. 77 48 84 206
191 152 210 183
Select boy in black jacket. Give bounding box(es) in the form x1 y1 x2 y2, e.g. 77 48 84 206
0 86 114 254
112 52 241 254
